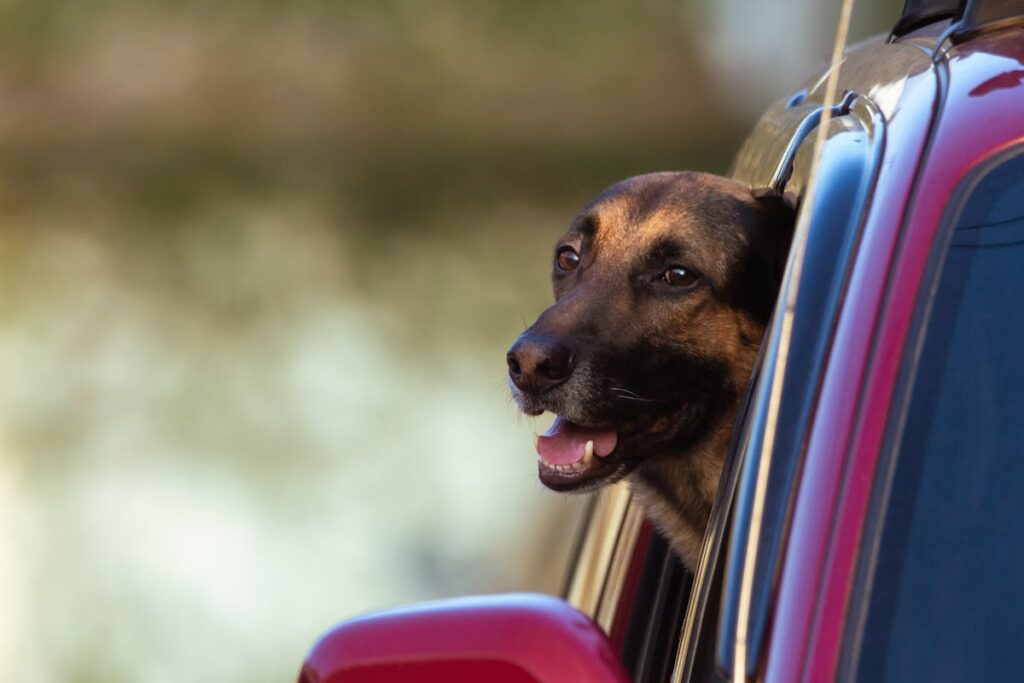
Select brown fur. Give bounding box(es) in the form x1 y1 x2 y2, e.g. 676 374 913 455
508 172 793 568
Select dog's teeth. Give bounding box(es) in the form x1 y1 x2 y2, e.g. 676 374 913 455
539 455 594 476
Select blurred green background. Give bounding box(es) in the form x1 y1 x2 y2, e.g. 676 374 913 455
0 1 896 681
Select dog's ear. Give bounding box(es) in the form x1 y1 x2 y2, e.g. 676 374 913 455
750 187 798 284
750 186 800 222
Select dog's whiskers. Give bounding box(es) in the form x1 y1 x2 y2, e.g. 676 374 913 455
610 386 665 403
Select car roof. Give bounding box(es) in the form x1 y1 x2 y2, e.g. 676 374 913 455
894 0 1024 41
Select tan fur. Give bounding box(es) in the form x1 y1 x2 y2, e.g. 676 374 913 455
626 307 760 567
628 419 732 566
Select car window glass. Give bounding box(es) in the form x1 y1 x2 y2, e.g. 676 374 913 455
853 151 1024 681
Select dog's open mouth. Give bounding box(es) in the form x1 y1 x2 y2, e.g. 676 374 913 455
532 407 683 490
535 416 623 489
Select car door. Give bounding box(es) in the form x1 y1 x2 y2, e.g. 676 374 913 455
760 24 1024 683
835 30 1024 683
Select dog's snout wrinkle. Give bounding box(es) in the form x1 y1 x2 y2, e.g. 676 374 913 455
507 334 575 393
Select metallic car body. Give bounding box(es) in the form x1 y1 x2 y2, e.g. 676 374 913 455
800 28 1024 682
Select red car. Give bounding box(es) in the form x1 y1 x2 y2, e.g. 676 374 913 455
300 1 1024 681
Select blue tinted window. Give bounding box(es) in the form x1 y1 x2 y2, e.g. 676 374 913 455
856 152 1024 681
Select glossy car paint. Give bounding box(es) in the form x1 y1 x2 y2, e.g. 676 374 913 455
299 593 631 683
765 28 1024 682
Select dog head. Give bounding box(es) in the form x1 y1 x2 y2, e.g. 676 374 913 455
507 172 794 491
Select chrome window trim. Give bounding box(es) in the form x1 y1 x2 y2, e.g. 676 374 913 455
594 497 647 634
564 482 637 621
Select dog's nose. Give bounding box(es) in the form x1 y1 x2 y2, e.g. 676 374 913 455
507 335 575 393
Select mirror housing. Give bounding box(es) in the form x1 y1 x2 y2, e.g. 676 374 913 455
298 593 631 683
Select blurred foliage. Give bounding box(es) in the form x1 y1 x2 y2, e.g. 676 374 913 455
0 0 744 236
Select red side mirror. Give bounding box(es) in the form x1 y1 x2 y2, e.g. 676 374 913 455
298 593 631 683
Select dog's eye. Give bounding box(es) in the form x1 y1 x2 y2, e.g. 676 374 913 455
555 246 580 272
663 266 698 288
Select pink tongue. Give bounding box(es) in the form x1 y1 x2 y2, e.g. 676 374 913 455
536 417 618 466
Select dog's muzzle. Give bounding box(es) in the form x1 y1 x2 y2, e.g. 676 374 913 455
506 333 575 394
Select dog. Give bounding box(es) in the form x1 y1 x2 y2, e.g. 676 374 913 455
507 171 795 568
